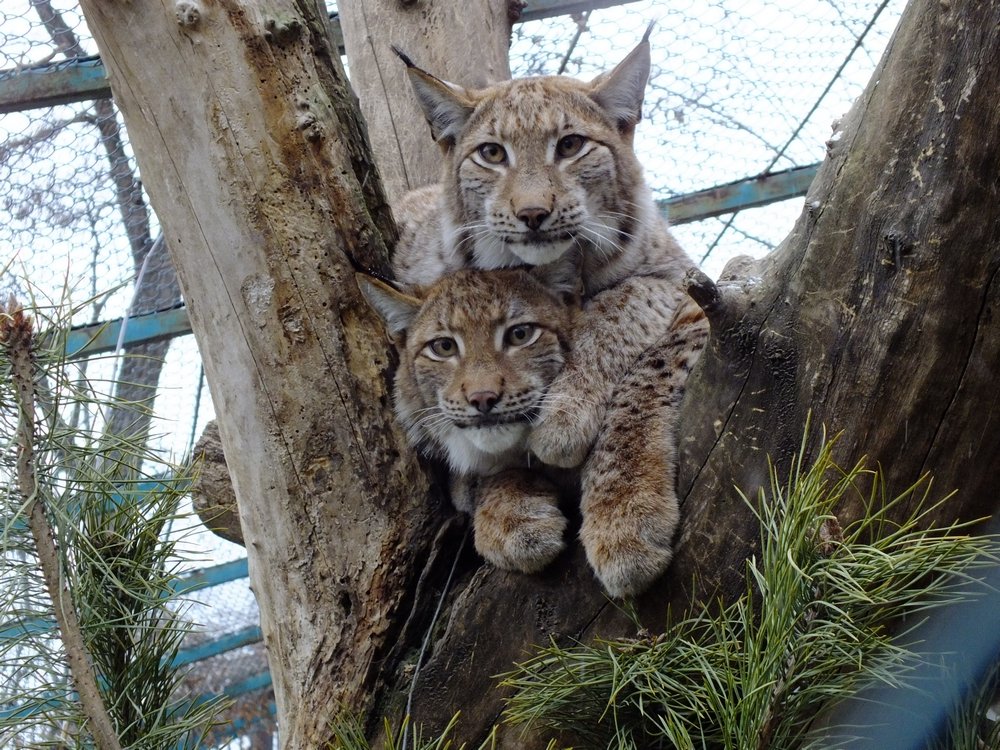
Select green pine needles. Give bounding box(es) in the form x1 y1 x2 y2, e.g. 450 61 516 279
502 436 1000 750
329 712 500 750
0 294 224 748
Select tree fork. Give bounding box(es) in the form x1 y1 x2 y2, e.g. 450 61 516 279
73 0 1000 746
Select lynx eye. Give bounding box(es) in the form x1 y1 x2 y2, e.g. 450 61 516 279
504 323 541 348
425 337 458 360
477 142 507 165
555 134 586 159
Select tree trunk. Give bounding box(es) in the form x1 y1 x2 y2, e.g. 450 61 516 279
75 0 1000 747
76 0 442 746
338 0 513 203
670 0 1000 611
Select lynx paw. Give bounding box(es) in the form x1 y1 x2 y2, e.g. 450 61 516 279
474 482 567 574
580 494 678 598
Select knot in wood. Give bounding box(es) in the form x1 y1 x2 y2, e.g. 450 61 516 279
882 229 913 269
174 0 202 28
263 17 303 45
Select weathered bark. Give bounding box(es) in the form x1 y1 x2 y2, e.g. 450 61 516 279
671 0 1000 610
75 0 1000 747
76 0 442 746
338 0 513 203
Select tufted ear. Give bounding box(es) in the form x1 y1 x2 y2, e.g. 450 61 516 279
356 273 423 341
393 46 476 148
588 25 652 135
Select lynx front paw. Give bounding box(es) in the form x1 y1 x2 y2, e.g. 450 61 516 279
580 484 680 598
473 474 567 574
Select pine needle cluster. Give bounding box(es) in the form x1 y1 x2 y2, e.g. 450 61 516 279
501 437 1000 749
0 293 224 747
329 712 499 750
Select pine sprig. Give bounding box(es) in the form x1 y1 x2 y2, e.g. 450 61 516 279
0 292 225 748
328 711 502 750
501 434 999 750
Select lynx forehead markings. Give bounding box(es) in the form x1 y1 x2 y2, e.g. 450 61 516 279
357 268 573 477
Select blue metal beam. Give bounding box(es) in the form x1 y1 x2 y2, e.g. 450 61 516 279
661 163 819 224
520 0 642 21
170 557 249 594
0 56 110 113
49 164 819 364
50 166 818 360
0 1 642 114
63 306 191 358
172 625 262 668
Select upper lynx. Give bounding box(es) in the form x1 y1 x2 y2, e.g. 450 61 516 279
390 31 709 597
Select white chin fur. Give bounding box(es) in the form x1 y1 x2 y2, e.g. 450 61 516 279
465 423 527 453
472 234 574 269
507 239 574 266
440 423 529 475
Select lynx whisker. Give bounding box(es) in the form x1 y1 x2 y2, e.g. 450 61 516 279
537 389 601 417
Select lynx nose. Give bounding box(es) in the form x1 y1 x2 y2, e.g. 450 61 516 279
467 390 500 414
516 207 551 231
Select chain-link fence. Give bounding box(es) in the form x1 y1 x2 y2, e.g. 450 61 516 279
0 1 905 746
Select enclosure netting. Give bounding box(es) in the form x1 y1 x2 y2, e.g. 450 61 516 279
0 0 905 746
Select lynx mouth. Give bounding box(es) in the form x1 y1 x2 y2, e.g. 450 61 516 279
455 412 535 429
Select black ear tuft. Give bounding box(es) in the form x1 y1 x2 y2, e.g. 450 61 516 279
390 45 417 69
355 272 423 340
394 52 475 145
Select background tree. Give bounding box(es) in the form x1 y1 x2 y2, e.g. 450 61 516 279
73 0 1000 747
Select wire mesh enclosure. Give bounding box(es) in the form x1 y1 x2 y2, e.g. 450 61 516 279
0 1 906 746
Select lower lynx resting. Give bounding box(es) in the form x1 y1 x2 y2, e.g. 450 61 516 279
357 267 575 574
358 267 707 596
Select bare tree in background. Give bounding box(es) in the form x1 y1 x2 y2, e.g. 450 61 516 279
73 0 1000 747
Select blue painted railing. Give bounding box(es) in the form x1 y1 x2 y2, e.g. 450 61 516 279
0 556 267 722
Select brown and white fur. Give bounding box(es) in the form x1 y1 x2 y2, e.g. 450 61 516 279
391 31 709 597
357 268 578 574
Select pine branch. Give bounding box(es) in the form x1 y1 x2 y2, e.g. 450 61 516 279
1 297 123 750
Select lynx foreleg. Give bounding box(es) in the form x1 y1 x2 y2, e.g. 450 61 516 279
469 469 568 574
529 275 683 468
580 317 707 598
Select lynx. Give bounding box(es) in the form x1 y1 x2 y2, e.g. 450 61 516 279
357 267 578 574
390 30 709 597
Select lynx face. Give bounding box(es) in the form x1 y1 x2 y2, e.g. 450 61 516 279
357 269 573 476
450 79 642 269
